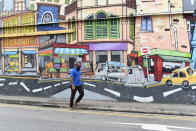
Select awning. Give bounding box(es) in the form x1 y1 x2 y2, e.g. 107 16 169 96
39 48 53 56
54 48 88 55
160 55 191 62
38 26 65 31
22 51 38 54
3 51 18 55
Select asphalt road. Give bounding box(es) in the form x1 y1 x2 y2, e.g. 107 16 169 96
0 103 195 131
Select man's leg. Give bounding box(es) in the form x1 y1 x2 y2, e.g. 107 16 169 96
75 85 84 104
70 87 77 108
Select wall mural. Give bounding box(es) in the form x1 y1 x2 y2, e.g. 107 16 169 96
0 0 195 104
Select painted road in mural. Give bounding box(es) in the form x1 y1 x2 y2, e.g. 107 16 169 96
0 76 196 104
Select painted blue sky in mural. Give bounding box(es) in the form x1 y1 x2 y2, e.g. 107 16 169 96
2 0 13 10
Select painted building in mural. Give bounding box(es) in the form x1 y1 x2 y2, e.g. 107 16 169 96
183 0 196 70
135 0 191 81
63 0 136 70
0 0 194 82
1 11 39 74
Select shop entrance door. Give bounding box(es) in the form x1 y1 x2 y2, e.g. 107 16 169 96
69 57 76 69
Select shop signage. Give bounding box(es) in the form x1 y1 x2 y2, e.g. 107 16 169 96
141 47 150 56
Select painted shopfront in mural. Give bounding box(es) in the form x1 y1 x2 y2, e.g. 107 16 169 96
0 0 195 104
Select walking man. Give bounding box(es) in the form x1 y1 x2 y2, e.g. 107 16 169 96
70 62 84 108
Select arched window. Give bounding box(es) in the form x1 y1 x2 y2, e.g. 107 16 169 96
85 14 95 40
96 12 108 39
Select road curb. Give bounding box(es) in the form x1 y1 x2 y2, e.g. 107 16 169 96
0 98 196 116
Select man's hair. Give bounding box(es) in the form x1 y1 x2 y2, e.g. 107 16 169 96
75 62 81 66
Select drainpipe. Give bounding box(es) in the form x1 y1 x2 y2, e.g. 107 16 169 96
168 0 179 51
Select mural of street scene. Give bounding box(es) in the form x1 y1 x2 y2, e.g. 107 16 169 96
0 0 195 104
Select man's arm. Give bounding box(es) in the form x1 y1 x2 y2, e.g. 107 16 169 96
71 76 75 90
70 70 75 90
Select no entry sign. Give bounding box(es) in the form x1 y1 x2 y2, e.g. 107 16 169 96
141 47 150 56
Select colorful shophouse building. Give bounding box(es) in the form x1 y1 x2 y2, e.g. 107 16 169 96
135 0 191 81
63 0 136 70
183 0 196 70
1 11 39 74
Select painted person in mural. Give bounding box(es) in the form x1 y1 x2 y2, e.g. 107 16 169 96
70 62 84 108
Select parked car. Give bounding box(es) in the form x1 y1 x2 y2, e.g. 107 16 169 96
161 67 196 89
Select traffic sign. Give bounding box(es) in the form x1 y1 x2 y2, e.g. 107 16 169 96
141 47 150 56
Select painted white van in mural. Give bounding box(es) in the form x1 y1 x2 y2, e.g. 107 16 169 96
124 66 147 87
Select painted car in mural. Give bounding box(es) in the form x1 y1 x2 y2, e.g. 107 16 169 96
162 67 196 89
95 61 126 81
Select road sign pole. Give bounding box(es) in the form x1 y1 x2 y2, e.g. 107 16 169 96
146 55 150 81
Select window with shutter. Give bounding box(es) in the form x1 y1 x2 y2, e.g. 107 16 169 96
130 17 135 40
109 18 119 39
96 19 108 39
85 20 94 40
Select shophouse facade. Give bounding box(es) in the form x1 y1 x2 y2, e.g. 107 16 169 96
64 0 136 70
135 0 191 81
1 11 39 74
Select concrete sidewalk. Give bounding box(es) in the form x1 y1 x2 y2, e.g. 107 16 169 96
0 95 195 116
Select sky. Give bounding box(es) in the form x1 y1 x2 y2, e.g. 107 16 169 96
3 0 13 10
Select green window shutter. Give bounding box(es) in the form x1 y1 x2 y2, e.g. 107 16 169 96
130 17 135 40
85 20 94 40
72 21 76 41
96 20 108 39
68 22 72 43
109 18 119 39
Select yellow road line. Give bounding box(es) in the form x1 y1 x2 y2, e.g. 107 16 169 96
0 76 38 80
146 83 165 88
0 103 195 122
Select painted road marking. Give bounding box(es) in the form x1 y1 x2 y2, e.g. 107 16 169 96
20 82 30 92
192 86 196 90
32 88 43 93
0 79 5 81
104 88 120 97
44 86 52 90
0 84 4 87
108 122 196 131
54 83 61 87
8 82 18 86
0 76 38 80
163 88 182 97
0 103 195 122
84 83 96 87
62 81 69 85
133 96 154 103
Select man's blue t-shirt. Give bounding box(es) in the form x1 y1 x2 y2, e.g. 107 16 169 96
70 68 82 86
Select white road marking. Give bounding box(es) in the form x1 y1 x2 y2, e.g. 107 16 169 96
0 84 4 87
8 82 18 86
108 122 196 131
163 88 182 97
104 88 120 97
0 79 5 81
84 83 96 87
192 86 196 90
20 82 30 92
44 86 52 90
32 88 43 93
54 83 61 87
62 81 69 85
133 96 154 103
